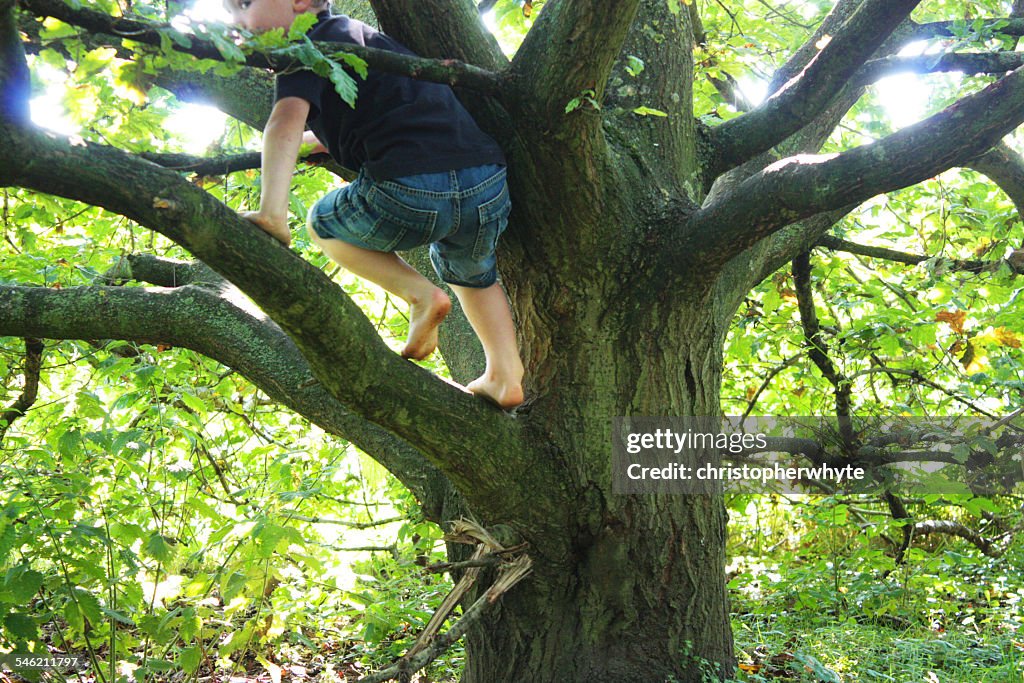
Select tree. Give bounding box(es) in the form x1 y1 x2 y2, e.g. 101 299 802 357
3 0 1024 680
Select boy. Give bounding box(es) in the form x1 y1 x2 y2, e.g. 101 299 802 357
227 0 524 409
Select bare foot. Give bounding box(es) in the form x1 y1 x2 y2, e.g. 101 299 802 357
240 210 291 246
467 375 524 410
401 287 451 360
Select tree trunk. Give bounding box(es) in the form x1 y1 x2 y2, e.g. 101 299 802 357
461 300 736 682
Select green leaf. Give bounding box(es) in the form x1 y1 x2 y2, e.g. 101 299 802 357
64 600 84 633
39 17 78 40
327 61 359 108
209 31 246 63
179 392 207 415
179 646 202 673
625 55 645 78
180 607 202 641
101 607 135 626
3 613 38 640
4 567 43 603
72 588 103 627
0 523 17 566
633 106 669 117
288 13 319 40
143 533 177 565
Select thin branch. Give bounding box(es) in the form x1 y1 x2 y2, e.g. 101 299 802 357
140 151 262 176
19 0 505 93
708 0 922 174
356 559 531 683
288 514 405 528
793 251 854 447
741 354 802 420
816 235 1008 274
855 51 1024 88
912 519 1003 557
358 519 531 683
0 338 43 441
911 17 1024 41
845 366 1001 419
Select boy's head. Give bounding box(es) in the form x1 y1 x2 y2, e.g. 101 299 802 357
225 0 329 32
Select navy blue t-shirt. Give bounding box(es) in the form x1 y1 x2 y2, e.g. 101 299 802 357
274 13 505 180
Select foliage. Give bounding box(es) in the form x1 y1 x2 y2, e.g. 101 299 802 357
4 0 1024 680
727 495 1024 682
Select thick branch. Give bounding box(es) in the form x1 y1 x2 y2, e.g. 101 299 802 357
510 0 643 120
20 0 504 93
767 0 863 94
0 0 30 123
0 282 451 520
709 0 922 174
370 0 506 71
679 64 1024 275
604 0 698 182
967 142 1024 220
0 122 545 526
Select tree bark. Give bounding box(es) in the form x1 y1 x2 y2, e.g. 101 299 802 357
461 300 734 682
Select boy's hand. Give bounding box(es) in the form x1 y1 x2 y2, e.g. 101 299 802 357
240 210 291 246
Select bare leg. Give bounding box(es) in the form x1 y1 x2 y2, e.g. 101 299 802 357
449 282 524 409
307 223 450 360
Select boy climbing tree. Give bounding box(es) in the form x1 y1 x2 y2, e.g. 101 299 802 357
229 0 525 409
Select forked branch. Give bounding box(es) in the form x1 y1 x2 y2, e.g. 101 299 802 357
708 0 922 174
679 63 1024 275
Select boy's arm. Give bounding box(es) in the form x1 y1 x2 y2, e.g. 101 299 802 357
240 96 311 246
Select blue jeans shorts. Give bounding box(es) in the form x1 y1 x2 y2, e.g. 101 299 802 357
307 164 510 288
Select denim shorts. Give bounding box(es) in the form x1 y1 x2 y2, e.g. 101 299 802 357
307 164 510 288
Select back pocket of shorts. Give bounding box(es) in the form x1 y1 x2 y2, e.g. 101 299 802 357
364 185 438 251
473 181 511 260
